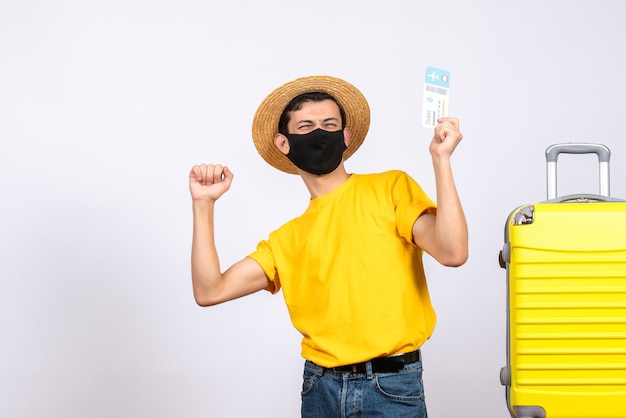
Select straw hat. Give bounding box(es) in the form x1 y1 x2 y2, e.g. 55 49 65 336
251 75 370 174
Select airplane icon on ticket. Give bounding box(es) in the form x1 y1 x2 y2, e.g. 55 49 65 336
427 70 440 82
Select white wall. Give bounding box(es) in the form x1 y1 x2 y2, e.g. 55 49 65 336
2 0 626 417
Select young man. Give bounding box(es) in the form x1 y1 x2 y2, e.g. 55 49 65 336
189 75 468 417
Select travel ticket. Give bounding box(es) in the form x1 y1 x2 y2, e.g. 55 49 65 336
422 66 450 129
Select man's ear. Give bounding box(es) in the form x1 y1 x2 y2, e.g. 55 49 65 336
343 127 352 147
274 133 290 155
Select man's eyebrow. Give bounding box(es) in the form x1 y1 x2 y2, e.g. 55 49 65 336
295 117 340 125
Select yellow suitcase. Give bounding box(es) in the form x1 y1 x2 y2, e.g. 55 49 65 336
499 144 626 418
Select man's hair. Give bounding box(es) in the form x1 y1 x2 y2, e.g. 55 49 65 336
278 92 347 135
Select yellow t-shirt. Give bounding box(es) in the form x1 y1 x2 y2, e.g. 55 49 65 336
248 170 437 367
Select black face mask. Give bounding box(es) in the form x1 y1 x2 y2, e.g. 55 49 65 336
285 128 347 175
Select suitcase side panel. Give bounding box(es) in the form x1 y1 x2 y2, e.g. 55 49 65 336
506 202 626 418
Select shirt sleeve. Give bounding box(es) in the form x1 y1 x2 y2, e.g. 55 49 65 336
247 238 282 294
391 171 437 245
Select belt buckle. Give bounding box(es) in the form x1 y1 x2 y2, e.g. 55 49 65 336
333 363 361 373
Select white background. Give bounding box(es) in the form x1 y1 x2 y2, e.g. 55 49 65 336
2 0 626 417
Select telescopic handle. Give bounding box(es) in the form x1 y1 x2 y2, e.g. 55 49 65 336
545 143 611 200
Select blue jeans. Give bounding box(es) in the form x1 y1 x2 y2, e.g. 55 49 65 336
301 357 428 418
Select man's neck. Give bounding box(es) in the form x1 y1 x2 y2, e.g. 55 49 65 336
299 165 351 199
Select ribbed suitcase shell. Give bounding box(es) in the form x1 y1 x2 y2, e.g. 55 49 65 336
501 144 626 418
504 202 626 418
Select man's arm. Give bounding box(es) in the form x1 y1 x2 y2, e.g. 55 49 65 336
412 118 468 267
190 164 270 306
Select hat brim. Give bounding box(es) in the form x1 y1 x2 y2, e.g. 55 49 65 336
252 75 370 174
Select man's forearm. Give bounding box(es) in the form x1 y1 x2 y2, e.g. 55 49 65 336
191 200 223 306
432 156 468 266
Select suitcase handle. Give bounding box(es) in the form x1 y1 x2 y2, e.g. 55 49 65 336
545 143 611 200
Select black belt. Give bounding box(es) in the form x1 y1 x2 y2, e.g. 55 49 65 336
332 349 421 374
